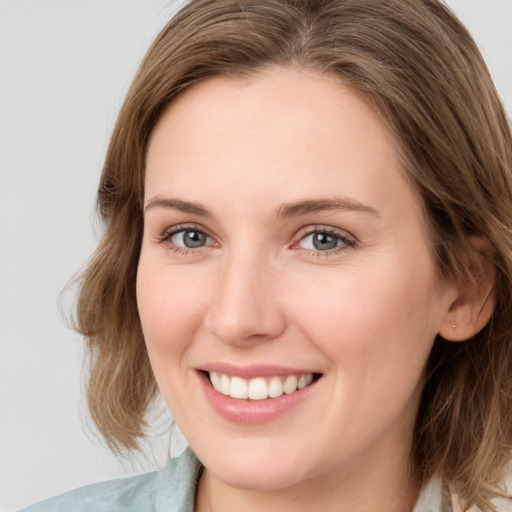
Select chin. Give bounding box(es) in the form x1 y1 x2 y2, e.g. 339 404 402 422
197 439 312 491
215 461 308 492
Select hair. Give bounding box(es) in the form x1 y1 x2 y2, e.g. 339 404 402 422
75 0 512 509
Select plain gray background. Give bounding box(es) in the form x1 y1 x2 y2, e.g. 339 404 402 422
1 1 511 510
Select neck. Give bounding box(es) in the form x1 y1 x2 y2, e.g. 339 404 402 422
195 446 422 512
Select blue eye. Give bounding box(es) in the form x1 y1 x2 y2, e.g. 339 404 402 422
171 229 209 248
298 230 354 252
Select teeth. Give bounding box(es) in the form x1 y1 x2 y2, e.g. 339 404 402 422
268 376 283 398
283 375 298 394
248 378 268 400
230 377 248 399
208 371 315 400
298 374 313 389
210 371 221 390
220 374 230 395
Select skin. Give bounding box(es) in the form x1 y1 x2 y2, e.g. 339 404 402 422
137 67 462 512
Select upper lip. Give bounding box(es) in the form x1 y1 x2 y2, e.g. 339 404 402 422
199 362 321 379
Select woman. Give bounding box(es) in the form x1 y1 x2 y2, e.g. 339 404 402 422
21 0 512 511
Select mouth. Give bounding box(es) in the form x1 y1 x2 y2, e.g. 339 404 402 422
198 365 323 423
205 371 321 400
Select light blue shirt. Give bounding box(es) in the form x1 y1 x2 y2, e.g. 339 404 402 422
19 449 199 512
19 448 448 512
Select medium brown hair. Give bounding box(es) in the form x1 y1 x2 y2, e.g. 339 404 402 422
76 1 512 509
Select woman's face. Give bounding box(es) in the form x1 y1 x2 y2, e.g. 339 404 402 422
137 68 455 491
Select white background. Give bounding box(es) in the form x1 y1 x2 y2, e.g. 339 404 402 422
1 1 511 510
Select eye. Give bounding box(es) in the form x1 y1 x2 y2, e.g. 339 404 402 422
156 224 217 254
297 227 355 253
171 229 209 249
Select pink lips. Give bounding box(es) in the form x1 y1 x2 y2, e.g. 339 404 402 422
201 362 316 378
197 363 320 424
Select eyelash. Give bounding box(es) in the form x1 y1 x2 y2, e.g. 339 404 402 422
293 226 356 256
156 224 356 257
156 224 214 256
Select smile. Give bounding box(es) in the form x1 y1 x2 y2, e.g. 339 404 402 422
208 371 315 400
199 368 321 423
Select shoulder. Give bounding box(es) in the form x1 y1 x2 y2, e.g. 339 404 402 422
19 471 159 512
18 449 201 512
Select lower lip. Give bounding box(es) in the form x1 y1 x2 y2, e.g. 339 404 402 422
198 372 319 424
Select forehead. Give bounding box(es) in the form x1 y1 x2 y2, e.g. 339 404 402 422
144 67 416 218
149 67 395 153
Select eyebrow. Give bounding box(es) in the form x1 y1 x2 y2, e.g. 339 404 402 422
144 197 212 217
143 196 379 218
276 197 379 218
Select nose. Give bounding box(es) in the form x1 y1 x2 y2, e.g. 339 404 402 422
203 250 286 346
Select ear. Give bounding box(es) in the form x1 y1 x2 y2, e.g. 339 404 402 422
438 236 496 342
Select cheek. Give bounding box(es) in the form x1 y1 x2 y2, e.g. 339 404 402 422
136 260 208 365
288 255 440 379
